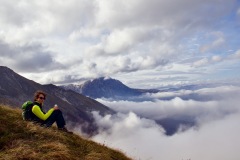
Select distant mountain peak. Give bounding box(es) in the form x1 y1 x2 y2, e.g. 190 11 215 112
62 77 158 99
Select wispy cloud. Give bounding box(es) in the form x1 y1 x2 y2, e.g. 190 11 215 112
0 41 65 73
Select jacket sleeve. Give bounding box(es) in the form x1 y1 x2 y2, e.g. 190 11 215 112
32 105 54 121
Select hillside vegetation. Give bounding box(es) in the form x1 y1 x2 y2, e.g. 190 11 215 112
0 105 132 160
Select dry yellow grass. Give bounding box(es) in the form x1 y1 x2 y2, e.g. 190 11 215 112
0 105 132 160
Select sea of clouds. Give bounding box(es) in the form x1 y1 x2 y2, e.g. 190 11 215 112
86 85 240 160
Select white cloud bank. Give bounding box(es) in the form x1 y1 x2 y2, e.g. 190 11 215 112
88 86 240 160
92 111 240 160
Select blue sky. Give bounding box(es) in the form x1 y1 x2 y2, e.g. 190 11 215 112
0 0 239 88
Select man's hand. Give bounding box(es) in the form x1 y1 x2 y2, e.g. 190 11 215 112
53 104 59 110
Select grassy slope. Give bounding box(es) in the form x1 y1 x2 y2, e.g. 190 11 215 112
0 105 132 160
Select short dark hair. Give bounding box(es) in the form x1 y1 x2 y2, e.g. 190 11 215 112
34 90 47 101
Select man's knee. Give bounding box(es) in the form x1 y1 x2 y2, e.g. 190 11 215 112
53 109 62 115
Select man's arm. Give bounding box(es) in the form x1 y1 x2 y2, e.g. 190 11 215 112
32 105 54 120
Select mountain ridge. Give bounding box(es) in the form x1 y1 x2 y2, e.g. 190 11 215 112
62 76 159 99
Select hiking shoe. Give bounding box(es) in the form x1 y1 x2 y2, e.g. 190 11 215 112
58 127 73 134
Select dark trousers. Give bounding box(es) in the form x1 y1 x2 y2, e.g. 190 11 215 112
43 110 66 128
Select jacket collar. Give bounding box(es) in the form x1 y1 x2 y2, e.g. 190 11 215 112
34 101 42 107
